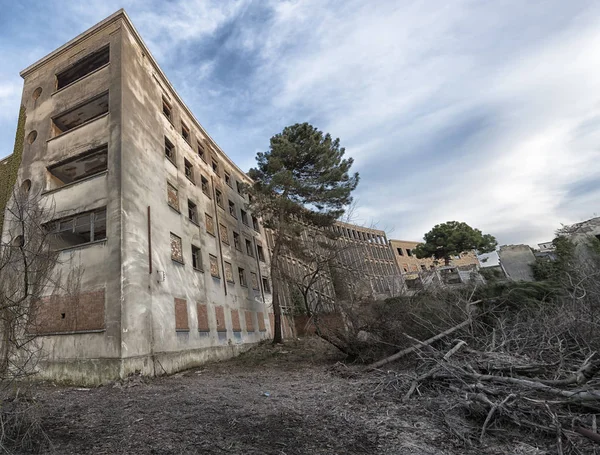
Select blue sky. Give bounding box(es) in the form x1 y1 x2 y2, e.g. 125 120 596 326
1 0 599 248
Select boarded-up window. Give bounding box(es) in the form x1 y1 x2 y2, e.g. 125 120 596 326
245 311 255 332
205 213 215 235
174 298 189 331
257 312 266 332
215 306 226 332
250 272 259 290
197 303 209 332
170 233 183 263
167 183 179 210
220 224 229 244
209 254 220 278
224 261 234 283
231 309 241 332
269 314 275 334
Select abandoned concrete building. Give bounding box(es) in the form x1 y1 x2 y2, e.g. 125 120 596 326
389 239 480 274
1 10 282 384
277 222 404 319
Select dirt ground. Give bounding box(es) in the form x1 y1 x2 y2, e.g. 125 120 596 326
17 338 549 454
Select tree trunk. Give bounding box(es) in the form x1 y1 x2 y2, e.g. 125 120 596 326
444 256 451 266
270 240 283 344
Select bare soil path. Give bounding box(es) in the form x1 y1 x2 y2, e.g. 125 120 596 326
18 338 540 454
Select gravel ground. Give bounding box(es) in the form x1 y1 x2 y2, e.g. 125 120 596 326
13 338 547 454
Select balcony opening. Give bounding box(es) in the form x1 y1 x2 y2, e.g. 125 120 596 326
47 145 108 190
56 45 109 90
51 92 109 136
47 208 107 250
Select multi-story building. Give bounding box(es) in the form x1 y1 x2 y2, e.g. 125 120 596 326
389 239 480 273
1 10 279 384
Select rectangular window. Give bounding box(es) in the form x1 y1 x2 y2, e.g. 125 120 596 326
236 181 243 194
47 208 107 249
238 267 247 287
174 298 189 332
52 92 109 136
56 45 109 90
250 272 259 290
262 277 271 293
215 190 224 208
165 137 176 164
257 244 265 262
184 158 194 183
233 231 241 250
245 239 254 257
167 183 179 211
212 159 219 175
201 175 210 197
397 248 404 256
241 210 249 226
224 171 232 187
192 245 202 270
47 145 107 188
209 254 220 278
181 122 191 144
219 224 229 244
162 97 172 122
188 199 198 223
224 261 234 283
205 213 215 235
406 249 413 257
252 215 260 232
228 200 236 218
197 142 206 162
170 233 183 263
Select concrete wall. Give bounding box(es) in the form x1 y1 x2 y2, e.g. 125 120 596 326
498 245 536 282
389 239 480 273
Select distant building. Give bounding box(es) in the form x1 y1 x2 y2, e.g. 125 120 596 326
498 245 536 281
388 239 480 274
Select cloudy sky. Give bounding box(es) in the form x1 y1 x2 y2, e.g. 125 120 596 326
1 0 599 247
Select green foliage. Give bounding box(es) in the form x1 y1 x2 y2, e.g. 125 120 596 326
479 266 505 283
531 236 576 281
0 105 26 234
248 122 359 232
414 221 497 265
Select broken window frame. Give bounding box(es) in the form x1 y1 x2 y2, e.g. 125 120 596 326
184 158 194 183
257 244 265 262
181 122 191 144
165 136 176 165
197 142 206 162
47 145 108 189
215 189 224 208
245 239 254 257
201 175 211 198
46 208 107 250
55 45 110 91
238 267 247 287
241 210 249 226
212 159 219 176
224 171 232 188
188 199 198 224
262 277 271 293
397 248 404 256
228 200 237 219
191 244 202 271
252 215 260 232
162 97 173 123
233 231 242 251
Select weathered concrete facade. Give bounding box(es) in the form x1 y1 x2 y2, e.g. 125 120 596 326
4 10 274 384
498 245 536 282
389 239 480 274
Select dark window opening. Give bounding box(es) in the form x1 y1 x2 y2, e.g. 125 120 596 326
165 137 176 164
224 171 232 187
47 208 106 249
238 267 247 287
406 249 413 257
47 145 107 189
181 123 191 144
56 46 110 90
257 244 265 262
192 245 202 270
245 239 254 257
262 277 271 293
397 248 404 256
212 159 219 175
201 175 210 197
184 158 194 182
188 200 198 223
197 142 206 161
236 181 243 194
162 97 172 122
233 231 241 250
52 92 109 136
228 200 236 218
420 265 426 271
241 210 249 226
252 215 260 232
215 189 223 208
